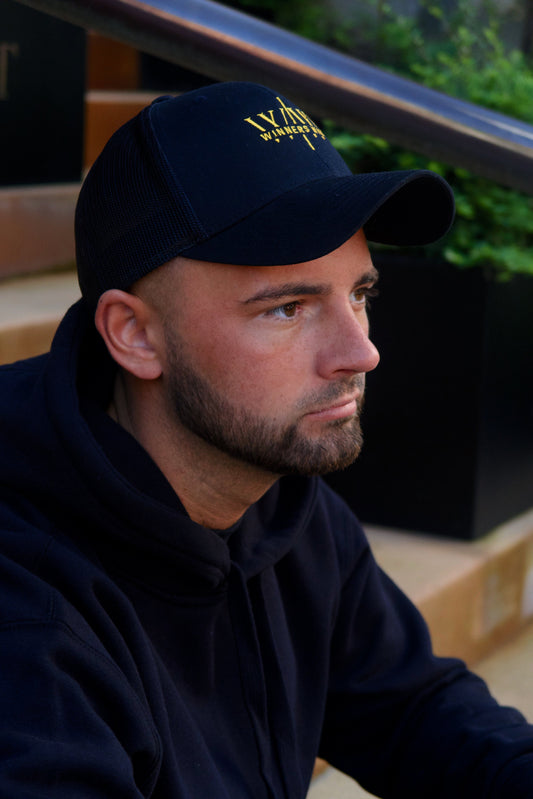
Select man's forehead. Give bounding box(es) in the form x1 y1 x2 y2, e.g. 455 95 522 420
157 231 376 305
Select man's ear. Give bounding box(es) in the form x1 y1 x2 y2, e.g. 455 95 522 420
94 289 163 380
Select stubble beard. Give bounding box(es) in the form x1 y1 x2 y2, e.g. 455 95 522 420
164 329 365 477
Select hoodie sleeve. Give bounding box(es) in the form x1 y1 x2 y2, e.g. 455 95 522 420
0 620 161 798
318 518 533 799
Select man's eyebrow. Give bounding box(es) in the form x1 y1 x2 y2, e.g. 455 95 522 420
357 267 380 287
242 282 332 305
242 269 379 305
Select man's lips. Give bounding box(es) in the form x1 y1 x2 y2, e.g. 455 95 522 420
304 395 360 422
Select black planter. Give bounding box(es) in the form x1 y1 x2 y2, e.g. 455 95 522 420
325 256 533 540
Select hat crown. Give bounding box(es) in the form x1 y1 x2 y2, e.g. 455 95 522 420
147 82 350 237
76 82 347 304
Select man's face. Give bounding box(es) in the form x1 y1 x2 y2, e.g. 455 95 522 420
156 230 380 476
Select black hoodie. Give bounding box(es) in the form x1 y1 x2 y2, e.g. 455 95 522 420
0 299 532 798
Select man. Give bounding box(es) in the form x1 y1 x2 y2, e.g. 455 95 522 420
0 81 532 798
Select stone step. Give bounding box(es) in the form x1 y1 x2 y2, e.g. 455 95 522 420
0 184 78 282
366 511 533 666
0 271 80 364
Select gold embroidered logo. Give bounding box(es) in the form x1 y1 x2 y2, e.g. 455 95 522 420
244 96 326 150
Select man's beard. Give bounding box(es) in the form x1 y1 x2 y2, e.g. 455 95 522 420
164 329 365 477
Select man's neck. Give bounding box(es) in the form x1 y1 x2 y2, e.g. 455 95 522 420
109 374 278 530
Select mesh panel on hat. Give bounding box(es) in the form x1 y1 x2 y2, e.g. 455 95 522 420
76 106 206 305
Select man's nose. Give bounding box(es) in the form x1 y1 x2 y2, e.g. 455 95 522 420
315 305 380 379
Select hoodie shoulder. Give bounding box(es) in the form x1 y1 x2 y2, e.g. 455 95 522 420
0 352 48 400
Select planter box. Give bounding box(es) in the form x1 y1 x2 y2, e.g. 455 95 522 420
326 256 533 540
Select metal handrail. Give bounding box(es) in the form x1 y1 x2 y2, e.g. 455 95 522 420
15 0 533 194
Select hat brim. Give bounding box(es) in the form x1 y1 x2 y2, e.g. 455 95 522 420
179 169 454 266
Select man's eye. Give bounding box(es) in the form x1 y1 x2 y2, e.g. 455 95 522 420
269 301 299 319
351 286 379 307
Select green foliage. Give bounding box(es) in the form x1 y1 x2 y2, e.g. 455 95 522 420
410 6 533 123
223 0 533 277
220 0 336 42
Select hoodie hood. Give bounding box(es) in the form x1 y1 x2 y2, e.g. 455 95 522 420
0 301 316 597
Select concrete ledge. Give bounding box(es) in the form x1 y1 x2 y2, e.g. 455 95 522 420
367 509 533 665
0 185 79 280
0 271 80 364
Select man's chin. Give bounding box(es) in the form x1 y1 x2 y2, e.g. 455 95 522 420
276 435 364 477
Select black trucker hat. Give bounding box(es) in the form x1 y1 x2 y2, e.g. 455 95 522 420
76 81 455 306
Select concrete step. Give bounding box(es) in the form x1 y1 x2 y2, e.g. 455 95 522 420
367 511 533 666
0 184 78 282
0 271 80 364
476 620 533 718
